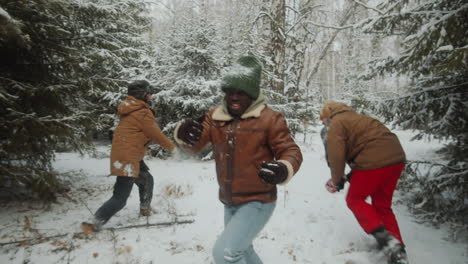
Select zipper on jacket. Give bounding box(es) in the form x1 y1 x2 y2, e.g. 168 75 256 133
225 119 238 205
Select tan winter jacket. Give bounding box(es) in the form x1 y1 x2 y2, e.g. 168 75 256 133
322 102 406 184
175 95 303 205
110 96 175 177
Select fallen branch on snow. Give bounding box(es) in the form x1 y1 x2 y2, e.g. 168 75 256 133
0 219 195 247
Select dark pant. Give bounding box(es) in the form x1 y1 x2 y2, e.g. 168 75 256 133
94 161 154 226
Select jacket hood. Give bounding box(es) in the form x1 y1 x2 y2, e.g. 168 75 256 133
212 92 267 121
117 96 149 115
320 101 353 120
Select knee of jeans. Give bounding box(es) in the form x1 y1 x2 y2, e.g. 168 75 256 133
213 241 242 263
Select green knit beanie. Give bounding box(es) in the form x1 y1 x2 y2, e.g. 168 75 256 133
221 56 262 99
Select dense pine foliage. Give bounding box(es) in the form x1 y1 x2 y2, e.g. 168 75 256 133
0 0 154 200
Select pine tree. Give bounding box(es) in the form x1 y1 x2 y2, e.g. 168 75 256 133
359 0 468 225
150 9 223 157
75 0 157 137
0 0 93 200
0 0 155 200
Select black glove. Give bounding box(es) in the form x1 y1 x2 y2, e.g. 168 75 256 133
178 115 205 145
336 177 345 192
345 171 353 181
258 161 288 184
325 177 346 193
335 171 353 192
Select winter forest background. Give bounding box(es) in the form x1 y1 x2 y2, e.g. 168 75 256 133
0 0 467 240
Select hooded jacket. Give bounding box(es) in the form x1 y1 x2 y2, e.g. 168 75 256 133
175 94 303 205
110 96 175 177
321 102 406 183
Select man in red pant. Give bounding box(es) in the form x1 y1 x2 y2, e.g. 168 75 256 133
320 101 409 264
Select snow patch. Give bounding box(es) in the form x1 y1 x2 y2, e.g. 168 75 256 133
224 64 255 78
113 160 123 169
0 7 11 21
436 45 453 52
123 163 134 176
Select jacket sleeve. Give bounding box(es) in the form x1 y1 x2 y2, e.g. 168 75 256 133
326 118 346 184
268 113 303 185
139 109 176 152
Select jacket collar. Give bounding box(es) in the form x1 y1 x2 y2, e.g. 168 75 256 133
212 92 266 121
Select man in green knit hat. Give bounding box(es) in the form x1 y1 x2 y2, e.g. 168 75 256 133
174 55 303 264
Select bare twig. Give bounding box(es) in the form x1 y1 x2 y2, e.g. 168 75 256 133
78 198 94 216
66 240 74 264
252 11 274 26
285 4 323 35
0 219 195 247
350 0 384 15
107 219 195 231
304 21 354 30
110 228 117 257
0 233 68 246
305 4 358 84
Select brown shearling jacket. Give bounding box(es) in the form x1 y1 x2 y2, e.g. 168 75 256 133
110 96 175 177
325 104 406 183
175 97 303 206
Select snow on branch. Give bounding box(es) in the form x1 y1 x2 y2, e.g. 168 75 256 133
285 4 323 34
253 11 274 25
0 7 31 49
304 21 354 30
350 0 384 15
411 3 468 41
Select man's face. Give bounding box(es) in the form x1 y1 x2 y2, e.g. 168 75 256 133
224 89 253 117
145 93 153 102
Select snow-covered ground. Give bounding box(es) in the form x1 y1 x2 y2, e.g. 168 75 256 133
0 128 467 264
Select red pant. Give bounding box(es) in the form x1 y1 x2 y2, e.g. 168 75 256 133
346 163 405 243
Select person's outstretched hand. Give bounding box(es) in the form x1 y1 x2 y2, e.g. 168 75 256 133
325 178 345 193
178 115 205 145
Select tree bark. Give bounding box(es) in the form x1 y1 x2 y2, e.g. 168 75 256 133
270 0 286 93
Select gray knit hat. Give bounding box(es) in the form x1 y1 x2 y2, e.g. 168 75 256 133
128 80 153 101
221 56 262 99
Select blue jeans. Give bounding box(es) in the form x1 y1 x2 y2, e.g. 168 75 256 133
213 201 276 264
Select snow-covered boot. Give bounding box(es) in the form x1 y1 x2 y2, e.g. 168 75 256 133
371 227 409 264
387 245 409 264
372 227 397 249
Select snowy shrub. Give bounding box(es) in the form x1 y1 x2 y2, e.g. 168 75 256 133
163 184 193 199
400 161 467 226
